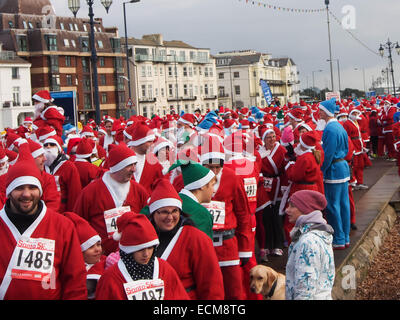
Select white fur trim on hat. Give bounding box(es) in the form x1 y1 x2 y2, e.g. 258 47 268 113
288 113 302 122
184 170 215 191
81 235 101 252
299 136 315 150
6 176 43 197
109 155 138 173
119 239 160 254
318 103 334 117
178 118 194 128
130 134 156 147
153 141 173 155
149 198 182 214
32 94 53 103
38 130 57 142
31 147 45 159
75 153 92 159
43 137 62 152
262 128 275 141
123 130 132 140
200 152 225 163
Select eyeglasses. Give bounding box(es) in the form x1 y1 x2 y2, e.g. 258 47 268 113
156 208 180 217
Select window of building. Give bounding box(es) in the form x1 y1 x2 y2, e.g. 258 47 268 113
189 66 193 77
71 39 76 48
234 71 240 78
50 74 60 91
141 85 146 98
83 75 91 91
110 38 121 53
101 93 107 104
60 22 65 30
13 87 20 105
48 56 59 72
204 84 209 95
154 66 158 76
117 76 124 90
97 40 104 49
82 58 90 73
218 72 224 79
168 66 173 77
99 57 105 67
168 84 173 96
161 88 165 97
45 35 58 51
17 36 28 52
204 67 209 77
114 57 124 73
148 85 153 98
210 84 214 96
143 107 148 118
80 37 89 52
83 24 87 32
28 22 34 29
218 86 226 97
66 75 73 86
146 65 152 77
64 39 70 47
141 66 146 77
183 84 188 96
84 94 91 109
65 56 72 67
235 85 241 95
189 84 193 97
183 67 187 77
74 24 78 31
23 21 28 29
160 67 163 76
8 21 14 28
100 74 106 85
69 23 74 31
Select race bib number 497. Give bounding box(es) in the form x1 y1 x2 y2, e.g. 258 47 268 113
124 279 165 300
11 238 55 282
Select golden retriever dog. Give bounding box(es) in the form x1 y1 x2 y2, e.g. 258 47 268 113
249 265 286 300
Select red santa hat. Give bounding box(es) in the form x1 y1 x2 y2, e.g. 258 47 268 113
76 138 95 159
239 107 249 116
112 212 159 254
107 144 137 173
5 149 18 165
6 143 42 197
23 117 33 124
43 135 64 153
199 135 225 164
240 119 250 129
6 132 25 151
152 137 173 155
288 108 304 122
32 90 54 103
128 121 156 147
299 131 318 150
36 126 57 143
66 137 82 155
27 138 45 159
63 212 101 252
80 125 95 138
260 126 276 141
178 113 196 128
224 119 238 130
148 179 182 214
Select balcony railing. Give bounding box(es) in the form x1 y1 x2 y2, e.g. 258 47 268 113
134 54 209 64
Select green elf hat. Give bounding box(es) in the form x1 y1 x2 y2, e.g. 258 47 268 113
168 159 215 191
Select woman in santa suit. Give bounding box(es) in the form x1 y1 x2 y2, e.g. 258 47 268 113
283 131 324 244
149 179 224 300
95 212 189 300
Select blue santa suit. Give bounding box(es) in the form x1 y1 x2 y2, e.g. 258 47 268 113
321 118 351 247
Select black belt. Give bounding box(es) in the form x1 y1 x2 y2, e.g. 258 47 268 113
332 158 345 163
350 137 360 140
213 229 235 243
185 285 196 293
296 181 316 185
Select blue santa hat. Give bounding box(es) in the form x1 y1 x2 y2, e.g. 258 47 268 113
318 98 339 117
255 111 265 121
179 110 185 117
250 106 260 115
197 117 217 130
205 111 219 120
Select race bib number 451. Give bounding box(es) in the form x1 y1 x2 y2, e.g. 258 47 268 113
124 279 165 300
11 238 55 282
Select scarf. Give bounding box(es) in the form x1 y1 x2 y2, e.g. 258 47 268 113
289 210 334 243
119 249 155 281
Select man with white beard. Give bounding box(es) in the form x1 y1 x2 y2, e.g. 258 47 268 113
43 135 82 213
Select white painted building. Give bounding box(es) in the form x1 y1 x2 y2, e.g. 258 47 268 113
215 50 300 108
126 34 218 117
0 44 34 129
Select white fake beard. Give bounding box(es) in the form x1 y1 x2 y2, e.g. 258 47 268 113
44 148 59 166
315 119 326 131
349 114 360 121
34 102 45 119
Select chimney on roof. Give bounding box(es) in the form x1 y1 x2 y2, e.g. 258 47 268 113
142 34 163 46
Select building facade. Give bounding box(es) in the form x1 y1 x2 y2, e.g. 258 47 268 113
126 34 218 117
215 50 300 109
0 43 34 129
0 0 127 123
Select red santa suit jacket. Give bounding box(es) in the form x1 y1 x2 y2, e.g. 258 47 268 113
45 159 82 213
95 258 189 300
40 171 61 212
259 142 287 204
209 167 253 266
380 105 396 134
73 159 102 189
0 203 87 300
134 153 164 193
157 225 224 300
73 172 149 255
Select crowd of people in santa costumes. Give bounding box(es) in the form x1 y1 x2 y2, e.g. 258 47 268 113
0 88 400 300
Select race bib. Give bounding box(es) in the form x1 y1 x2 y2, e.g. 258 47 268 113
203 201 226 230
243 177 257 201
263 177 273 192
124 279 165 300
104 206 130 238
11 237 55 282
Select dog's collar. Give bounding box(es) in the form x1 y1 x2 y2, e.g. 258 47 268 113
267 279 278 298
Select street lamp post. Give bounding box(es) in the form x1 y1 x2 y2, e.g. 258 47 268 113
325 0 335 92
123 0 140 103
312 69 323 100
379 38 400 95
382 68 390 95
327 58 341 95
68 0 114 126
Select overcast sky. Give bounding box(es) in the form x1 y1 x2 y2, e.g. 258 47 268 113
50 0 400 93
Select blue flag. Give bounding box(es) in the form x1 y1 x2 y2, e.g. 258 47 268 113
259 79 273 105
